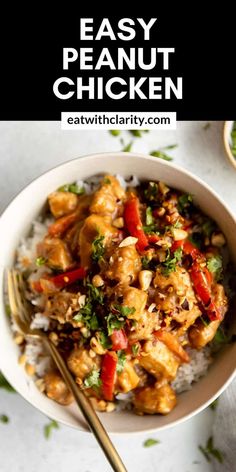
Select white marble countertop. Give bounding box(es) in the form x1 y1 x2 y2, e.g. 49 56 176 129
0 121 233 472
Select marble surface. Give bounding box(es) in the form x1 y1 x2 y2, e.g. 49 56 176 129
0 121 233 472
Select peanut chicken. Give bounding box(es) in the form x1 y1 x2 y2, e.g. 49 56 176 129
133 383 177 415
44 371 73 405
139 339 179 381
79 214 117 268
116 361 140 393
90 175 125 215
48 191 78 218
37 236 72 271
106 245 141 285
67 347 101 381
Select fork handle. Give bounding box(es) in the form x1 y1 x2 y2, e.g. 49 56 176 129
44 337 127 472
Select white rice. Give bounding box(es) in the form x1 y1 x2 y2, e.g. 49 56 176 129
14 175 214 395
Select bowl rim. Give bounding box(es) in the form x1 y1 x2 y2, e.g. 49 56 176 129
0 150 236 435
223 121 236 170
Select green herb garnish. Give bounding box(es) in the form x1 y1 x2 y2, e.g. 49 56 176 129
207 255 223 281
143 438 160 448
144 182 159 202
109 130 121 136
143 225 159 234
150 150 173 161
202 219 216 237
103 177 111 184
213 327 231 344
44 419 59 439
146 206 154 226
116 351 126 374
98 332 112 350
188 233 203 250
178 193 193 213
0 373 15 392
131 344 140 356
209 398 218 411
114 305 136 318
141 256 152 269
106 313 125 336
91 235 105 263
35 256 46 267
58 183 85 195
84 369 102 389
162 248 182 275
199 436 223 463
0 414 9 424
122 141 133 152
87 283 104 305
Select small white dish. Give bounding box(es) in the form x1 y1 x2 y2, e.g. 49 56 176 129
0 152 236 434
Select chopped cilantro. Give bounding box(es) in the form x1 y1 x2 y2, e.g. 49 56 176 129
106 313 125 336
131 344 140 356
202 219 216 237
209 398 218 411
87 283 104 305
0 414 9 424
44 419 59 439
150 150 173 161
116 350 126 374
73 280 104 330
207 255 223 281
89 314 99 330
98 332 111 350
114 305 136 318
141 256 152 269
35 256 46 267
213 327 231 345
146 206 154 226
178 193 193 213
109 130 121 136
122 141 133 152
129 130 143 137
58 183 85 195
143 438 160 447
144 182 159 202
143 225 159 234
84 369 102 389
91 235 105 263
103 177 111 184
0 373 15 392
199 436 223 463
162 248 182 275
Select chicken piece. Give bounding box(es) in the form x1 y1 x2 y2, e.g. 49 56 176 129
78 214 117 268
48 191 78 218
121 287 147 320
37 236 73 271
90 175 125 215
133 383 177 415
48 195 92 238
44 371 73 405
129 310 159 341
67 347 101 381
116 361 140 393
189 319 220 349
64 221 84 255
139 339 179 380
154 266 201 328
189 284 228 349
106 245 141 285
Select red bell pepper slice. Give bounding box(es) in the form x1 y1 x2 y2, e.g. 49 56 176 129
100 352 117 401
32 267 86 292
124 196 149 252
171 239 201 260
147 234 160 244
111 329 128 351
50 267 86 288
190 262 220 320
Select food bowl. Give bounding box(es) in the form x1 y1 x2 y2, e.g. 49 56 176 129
0 152 236 434
223 121 236 170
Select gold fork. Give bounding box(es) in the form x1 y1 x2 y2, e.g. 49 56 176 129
7 269 127 472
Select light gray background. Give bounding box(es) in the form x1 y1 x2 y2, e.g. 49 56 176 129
0 121 233 472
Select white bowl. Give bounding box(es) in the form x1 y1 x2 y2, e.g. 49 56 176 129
1 152 236 434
